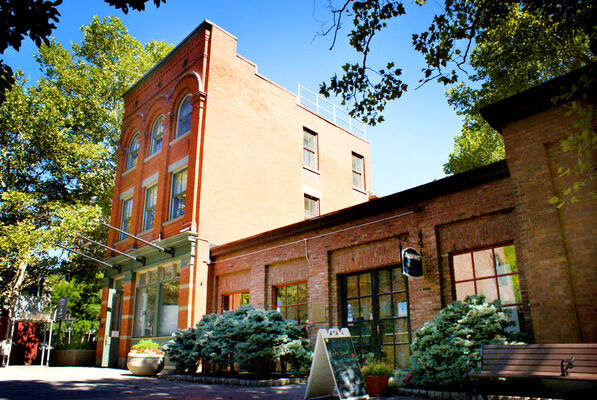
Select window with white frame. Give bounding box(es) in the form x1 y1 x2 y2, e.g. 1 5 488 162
176 95 192 138
303 129 318 170
452 244 524 331
170 168 187 220
126 133 140 170
119 197 133 240
142 184 157 232
304 194 319 219
149 116 164 155
133 263 180 337
352 152 365 190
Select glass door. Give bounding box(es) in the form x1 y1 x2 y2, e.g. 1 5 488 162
341 266 411 369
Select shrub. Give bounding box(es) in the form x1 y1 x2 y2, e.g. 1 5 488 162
409 295 512 389
163 305 312 375
131 339 163 355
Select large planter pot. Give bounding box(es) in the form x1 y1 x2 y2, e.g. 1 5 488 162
51 349 96 366
126 353 165 376
364 375 390 397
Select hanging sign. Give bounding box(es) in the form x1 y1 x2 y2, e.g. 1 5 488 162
304 328 369 400
402 247 423 278
56 297 68 321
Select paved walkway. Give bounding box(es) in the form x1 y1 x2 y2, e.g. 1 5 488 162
0 366 420 400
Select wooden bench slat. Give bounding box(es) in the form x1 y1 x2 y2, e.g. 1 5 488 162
481 366 597 375
483 359 597 367
482 347 597 355
476 370 597 381
482 353 597 361
483 344 597 349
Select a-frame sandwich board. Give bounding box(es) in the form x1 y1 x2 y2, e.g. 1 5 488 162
304 328 369 400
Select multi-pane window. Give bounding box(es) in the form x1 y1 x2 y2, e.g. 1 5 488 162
176 96 192 138
126 133 140 170
119 197 133 240
275 282 308 325
304 195 319 219
142 185 157 232
133 263 180 337
170 168 187 220
149 116 164 155
222 292 250 312
452 244 523 331
303 129 318 170
352 153 365 190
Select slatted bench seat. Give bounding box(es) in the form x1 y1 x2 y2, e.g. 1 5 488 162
473 343 597 399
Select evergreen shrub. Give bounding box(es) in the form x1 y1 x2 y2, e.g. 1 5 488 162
163 305 312 375
409 295 513 389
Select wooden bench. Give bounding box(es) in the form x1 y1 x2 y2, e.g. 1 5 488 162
474 343 597 398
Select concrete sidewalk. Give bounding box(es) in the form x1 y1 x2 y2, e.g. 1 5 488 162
0 366 420 400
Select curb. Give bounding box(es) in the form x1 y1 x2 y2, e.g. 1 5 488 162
158 374 308 387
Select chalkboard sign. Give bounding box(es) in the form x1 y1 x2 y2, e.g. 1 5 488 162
304 328 369 400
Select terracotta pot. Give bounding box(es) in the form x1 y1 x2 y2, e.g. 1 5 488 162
126 353 165 376
364 375 390 397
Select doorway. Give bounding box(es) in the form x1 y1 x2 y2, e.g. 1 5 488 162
101 279 123 368
340 266 411 369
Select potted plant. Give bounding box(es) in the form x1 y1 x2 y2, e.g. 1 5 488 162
126 339 165 376
361 359 394 397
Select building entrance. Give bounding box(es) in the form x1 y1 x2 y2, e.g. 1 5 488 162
340 266 411 369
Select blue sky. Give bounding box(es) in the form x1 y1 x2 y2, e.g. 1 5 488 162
4 0 466 197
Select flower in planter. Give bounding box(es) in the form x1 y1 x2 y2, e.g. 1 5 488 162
361 359 394 377
129 339 164 355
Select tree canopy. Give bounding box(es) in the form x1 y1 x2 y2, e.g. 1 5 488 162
0 0 166 104
0 17 172 310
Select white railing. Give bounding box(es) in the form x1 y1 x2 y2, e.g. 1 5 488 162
297 84 367 140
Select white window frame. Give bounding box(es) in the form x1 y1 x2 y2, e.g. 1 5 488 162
169 167 187 220
126 133 140 171
119 196 133 240
303 129 318 170
175 95 193 139
304 194 319 219
142 184 157 232
149 116 164 156
352 152 365 191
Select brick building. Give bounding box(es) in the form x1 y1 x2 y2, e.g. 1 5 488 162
207 65 597 370
97 21 371 368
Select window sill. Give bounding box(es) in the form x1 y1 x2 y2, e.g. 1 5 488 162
137 228 153 236
162 215 184 226
121 167 136 178
114 237 129 246
303 166 320 175
169 132 190 146
353 187 367 195
144 151 160 163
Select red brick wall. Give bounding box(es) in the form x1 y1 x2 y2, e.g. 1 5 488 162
501 102 597 342
210 172 518 341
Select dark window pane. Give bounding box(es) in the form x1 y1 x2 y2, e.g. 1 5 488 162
346 275 358 298
378 269 391 294
392 267 406 291
359 273 371 296
297 283 307 303
298 305 308 325
378 294 393 318
287 284 297 305
276 287 285 308
286 306 297 322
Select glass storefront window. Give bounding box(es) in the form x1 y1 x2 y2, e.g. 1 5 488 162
133 263 180 337
452 244 523 332
222 292 250 311
275 282 308 325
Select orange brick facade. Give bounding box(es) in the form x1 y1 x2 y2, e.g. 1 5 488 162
97 21 371 368
98 25 596 370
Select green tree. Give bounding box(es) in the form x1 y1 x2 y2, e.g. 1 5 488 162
0 0 166 103
0 17 172 310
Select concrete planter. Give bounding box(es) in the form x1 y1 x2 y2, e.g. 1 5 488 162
127 353 165 376
51 349 96 367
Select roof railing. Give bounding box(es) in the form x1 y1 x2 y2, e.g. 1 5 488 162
297 84 367 140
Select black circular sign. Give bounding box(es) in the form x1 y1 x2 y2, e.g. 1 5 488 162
402 247 423 278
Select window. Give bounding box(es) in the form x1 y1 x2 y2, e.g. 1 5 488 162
170 168 187 219
452 244 523 331
222 292 250 312
142 185 157 232
303 129 318 170
176 95 192 138
275 282 308 325
126 133 140 170
304 195 319 219
149 116 164 155
133 264 180 337
119 197 133 240
352 153 365 190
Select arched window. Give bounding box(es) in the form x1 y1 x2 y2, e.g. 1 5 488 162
149 116 164 155
176 95 192 138
126 133 140 170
